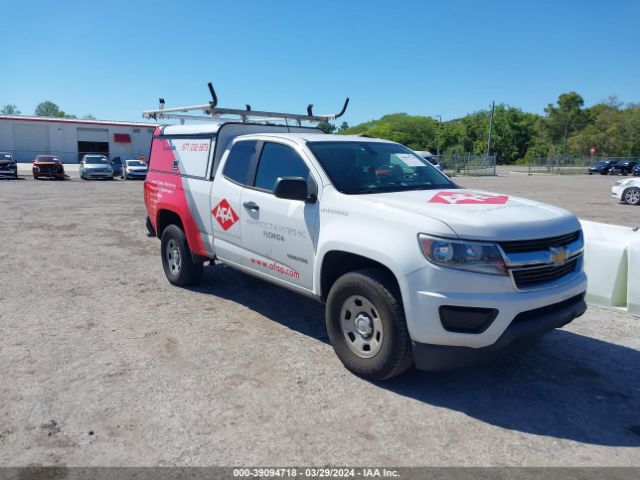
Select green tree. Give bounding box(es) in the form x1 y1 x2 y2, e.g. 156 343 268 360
35 100 63 117
337 121 350 133
34 101 76 118
318 121 336 134
544 92 590 157
83 114 96 120
1 104 20 115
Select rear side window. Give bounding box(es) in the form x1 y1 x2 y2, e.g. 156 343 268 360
254 143 309 192
149 135 213 177
223 141 258 185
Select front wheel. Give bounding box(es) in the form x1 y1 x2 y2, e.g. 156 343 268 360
325 269 413 380
160 224 203 286
623 187 640 206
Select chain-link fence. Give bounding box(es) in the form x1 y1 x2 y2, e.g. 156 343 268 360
526 156 640 175
3 149 149 164
432 154 496 176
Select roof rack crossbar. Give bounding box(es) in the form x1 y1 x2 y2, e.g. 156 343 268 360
142 82 349 124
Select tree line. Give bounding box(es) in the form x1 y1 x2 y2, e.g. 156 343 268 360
1 101 95 120
323 92 640 164
5 93 639 164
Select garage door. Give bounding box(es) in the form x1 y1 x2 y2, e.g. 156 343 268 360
13 123 50 161
77 128 109 142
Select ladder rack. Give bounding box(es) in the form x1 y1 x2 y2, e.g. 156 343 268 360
142 82 349 126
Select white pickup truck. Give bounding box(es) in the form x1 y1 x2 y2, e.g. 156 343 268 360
143 99 587 380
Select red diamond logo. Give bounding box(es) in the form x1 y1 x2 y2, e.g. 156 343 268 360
429 191 509 205
212 199 239 231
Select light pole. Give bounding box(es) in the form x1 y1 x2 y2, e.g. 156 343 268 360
436 115 442 157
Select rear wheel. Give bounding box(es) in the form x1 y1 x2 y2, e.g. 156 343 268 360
160 224 203 286
623 187 640 206
325 268 413 380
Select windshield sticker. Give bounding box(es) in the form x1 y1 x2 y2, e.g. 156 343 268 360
429 191 509 205
395 153 427 167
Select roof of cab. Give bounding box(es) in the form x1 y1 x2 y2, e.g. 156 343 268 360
246 132 394 144
158 123 394 144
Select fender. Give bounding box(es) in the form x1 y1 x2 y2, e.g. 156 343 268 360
315 242 405 296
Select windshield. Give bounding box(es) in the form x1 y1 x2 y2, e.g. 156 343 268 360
308 141 456 194
1 154 12 160
127 161 147 167
85 156 109 164
37 156 58 162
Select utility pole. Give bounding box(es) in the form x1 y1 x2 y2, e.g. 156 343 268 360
486 100 495 159
436 115 442 157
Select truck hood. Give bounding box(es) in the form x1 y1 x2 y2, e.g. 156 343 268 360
359 188 581 241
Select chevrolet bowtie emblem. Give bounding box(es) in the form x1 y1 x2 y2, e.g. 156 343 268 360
549 247 569 265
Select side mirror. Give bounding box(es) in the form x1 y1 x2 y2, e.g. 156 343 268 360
273 177 313 202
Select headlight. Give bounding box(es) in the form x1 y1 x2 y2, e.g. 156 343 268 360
418 234 507 275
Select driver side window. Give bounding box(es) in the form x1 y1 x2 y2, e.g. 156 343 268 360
254 143 309 193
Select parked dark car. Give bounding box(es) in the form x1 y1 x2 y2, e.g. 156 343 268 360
588 160 617 175
0 152 18 179
33 155 66 180
609 160 638 176
110 157 123 178
633 164 640 176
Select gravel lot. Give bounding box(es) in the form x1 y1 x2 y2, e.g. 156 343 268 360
457 168 639 228
1 174 639 467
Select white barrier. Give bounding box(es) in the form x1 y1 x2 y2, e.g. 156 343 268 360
580 219 640 316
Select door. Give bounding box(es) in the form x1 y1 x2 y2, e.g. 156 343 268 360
210 140 259 266
241 141 319 290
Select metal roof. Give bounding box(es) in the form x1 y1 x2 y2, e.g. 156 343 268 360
0 115 157 129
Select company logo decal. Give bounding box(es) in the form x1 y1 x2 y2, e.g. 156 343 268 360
212 199 239 231
429 191 509 205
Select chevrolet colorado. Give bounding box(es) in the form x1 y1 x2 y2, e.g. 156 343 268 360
142 90 586 380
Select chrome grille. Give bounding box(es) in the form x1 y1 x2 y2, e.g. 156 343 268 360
499 231 580 254
511 258 580 289
499 230 583 290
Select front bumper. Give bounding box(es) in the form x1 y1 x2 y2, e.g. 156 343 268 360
84 171 113 179
0 167 17 177
611 184 627 200
412 292 586 370
402 261 587 347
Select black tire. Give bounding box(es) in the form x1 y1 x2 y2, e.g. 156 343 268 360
325 268 413 380
33 174 38 180
160 224 203 286
623 187 640 206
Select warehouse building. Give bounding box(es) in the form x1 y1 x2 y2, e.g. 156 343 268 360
0 115 157 163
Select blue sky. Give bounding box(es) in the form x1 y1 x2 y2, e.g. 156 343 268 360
1 0 639 125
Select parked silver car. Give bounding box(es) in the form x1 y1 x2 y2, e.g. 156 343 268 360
79 155 114 180
122 159 148 180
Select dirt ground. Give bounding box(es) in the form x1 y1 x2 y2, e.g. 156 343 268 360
0 174 639 467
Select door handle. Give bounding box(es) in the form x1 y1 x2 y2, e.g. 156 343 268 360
243 201 260 211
